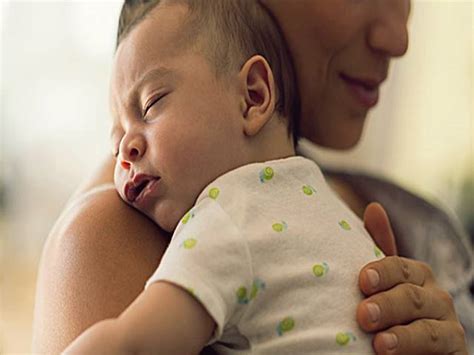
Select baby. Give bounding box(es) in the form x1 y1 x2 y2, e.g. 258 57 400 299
65 0 383 353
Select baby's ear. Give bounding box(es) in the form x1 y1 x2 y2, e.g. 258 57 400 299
238 55 276 137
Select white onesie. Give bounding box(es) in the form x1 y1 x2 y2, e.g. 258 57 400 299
146 156 383 354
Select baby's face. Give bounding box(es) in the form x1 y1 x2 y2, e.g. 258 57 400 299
110 3 248 232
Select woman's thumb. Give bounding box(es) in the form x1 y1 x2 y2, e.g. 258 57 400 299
363 202 398 256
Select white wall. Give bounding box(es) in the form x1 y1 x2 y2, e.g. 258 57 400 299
2 0 122 256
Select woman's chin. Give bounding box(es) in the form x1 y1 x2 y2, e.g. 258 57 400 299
299 108 367 150
304 128 364 150
326 134 363 150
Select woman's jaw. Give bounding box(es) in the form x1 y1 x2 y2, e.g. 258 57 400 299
298 66 388 150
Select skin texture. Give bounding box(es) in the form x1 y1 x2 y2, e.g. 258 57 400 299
32 1 468 354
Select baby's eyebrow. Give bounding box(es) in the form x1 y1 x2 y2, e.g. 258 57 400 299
127 66 176 100
110 66 177 123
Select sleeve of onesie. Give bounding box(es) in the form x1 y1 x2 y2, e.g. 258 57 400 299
145 197 253 344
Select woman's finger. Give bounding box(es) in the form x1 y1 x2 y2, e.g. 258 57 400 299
357 283 457 332
359 256 434 296
372 319 468 355
363 202 398 256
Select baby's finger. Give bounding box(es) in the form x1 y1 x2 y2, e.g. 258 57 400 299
359 256 434 296
372 319 468 355
357 283 456 332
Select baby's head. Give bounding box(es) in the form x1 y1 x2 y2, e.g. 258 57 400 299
110 0 298 232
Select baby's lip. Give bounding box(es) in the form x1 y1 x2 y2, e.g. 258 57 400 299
124 173 160 203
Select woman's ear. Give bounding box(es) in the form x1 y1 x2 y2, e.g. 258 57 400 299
238 55 276 137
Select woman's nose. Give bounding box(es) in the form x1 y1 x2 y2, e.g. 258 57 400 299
368 1 410 58
119 133 146 169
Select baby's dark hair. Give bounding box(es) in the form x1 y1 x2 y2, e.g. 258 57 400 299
116 0 300 140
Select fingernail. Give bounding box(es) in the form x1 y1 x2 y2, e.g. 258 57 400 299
380 332 398 350
366 303 380 323
366 269 380 289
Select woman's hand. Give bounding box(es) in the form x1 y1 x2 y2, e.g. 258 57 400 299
359 203 468 355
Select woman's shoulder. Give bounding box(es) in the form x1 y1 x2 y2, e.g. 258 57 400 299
45 184 168 276
33 185 169 352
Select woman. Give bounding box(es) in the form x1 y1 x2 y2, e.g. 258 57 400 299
32 0 470 354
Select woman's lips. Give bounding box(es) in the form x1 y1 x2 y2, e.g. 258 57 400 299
340 73 380 108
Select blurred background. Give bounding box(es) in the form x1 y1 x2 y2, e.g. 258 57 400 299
0 0 472 353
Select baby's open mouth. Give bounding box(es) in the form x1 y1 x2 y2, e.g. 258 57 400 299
124 174 159 203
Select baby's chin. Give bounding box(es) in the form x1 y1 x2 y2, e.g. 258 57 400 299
146 199 190 233
114 190 175 233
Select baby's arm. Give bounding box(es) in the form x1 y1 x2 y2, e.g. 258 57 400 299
64 281 215 354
